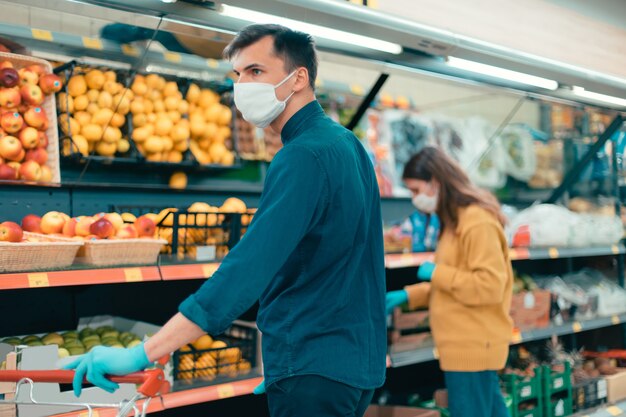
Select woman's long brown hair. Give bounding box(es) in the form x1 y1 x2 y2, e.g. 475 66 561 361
402 147 506 232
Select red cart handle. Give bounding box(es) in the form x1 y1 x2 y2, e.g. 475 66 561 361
0 368 165 397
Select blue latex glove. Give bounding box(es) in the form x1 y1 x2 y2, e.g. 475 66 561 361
253 379 266 395
385 290 409 315
417 261 436 281
63 343 150 397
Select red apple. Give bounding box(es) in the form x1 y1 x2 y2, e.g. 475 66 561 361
0 163 17 180
0 62 13 69
0 221 23 242
6 161 20 173
0 87 21 109
40 211 66 234
1 112 24 133
26 65 46 77
23 106 47 130
19 160 42 181
0 135 22 160
21 214 42 233
25 147 48 165
18 68 39 86
19 127 39 149
12 149 25 163
37 131 48 148
20 84 44 106
103 212 124 231
90 218 115 239
62 217 77 237
134 215 156 237
116 224 139 239
0 129 6 140
40 165 53 182
0 68 19 88
75 216 95 237
39 73 62 94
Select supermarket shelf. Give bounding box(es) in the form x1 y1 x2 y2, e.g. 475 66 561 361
385 244 626 269
159 262 220 281
389 313 626 368
0 266 161 290
579 399 626 417
162 377 263 409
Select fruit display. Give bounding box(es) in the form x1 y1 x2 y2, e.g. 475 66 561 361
58 67 131 158
0 58 60 182
1 326 142 358
0 220 23 242
235 112 259 157
129 73 190 163
175 333 251 383
185 83 236 165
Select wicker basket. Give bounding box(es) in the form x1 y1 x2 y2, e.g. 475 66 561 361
0 232 83 273
76 238 167 267
0 51 61 183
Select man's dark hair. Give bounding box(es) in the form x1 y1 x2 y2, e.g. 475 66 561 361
223 24 318 90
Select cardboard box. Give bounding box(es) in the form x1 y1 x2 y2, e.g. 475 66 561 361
509 290 551 330
364 405 440 417
604 368 626 404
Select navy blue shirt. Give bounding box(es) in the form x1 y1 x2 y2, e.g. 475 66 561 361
179 100 386 389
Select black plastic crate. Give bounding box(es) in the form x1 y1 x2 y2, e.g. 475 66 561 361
172 322 257 385
572 378 607 413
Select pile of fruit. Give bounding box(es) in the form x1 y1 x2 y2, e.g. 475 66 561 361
0 60 62 182
1 326 142 358
58 68 130 157
186 83 235 166
176 334 251 383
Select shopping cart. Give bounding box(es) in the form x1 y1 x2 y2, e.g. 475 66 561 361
0 368 165 417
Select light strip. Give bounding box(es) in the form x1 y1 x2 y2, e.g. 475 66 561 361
447 56 559 90
572 86 626 107
220 5 403 55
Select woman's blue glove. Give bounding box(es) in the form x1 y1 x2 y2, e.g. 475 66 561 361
253 379 266 394
418 261 436 281
385 290 409 315
63 343 151 397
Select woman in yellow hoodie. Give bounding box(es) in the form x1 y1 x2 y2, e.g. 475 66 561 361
386 147 513 417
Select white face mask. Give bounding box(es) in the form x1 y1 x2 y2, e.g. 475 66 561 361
233 71 296 128
411 185 439 213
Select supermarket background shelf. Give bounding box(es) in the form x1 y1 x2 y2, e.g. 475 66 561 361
385 244 626 269
389 313 626 368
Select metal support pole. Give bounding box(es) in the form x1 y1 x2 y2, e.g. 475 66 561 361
345 73 389 131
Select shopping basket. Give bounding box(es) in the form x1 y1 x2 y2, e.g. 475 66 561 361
0 368 165 417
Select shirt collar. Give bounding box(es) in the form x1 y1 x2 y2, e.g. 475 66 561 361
281 100 325 145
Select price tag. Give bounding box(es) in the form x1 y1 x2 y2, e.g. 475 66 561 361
27 273 49 288
548 248 559 259
202 264 219 278
572 322 582 333
511 330 523 343
613 315 621 325
217 383 235 399
164 52 181 63
350 84 364 95
206 59 219 69
607 406 623 416
82 37 103 50
432 348 439 359
124 268 143 282
121 44 140 57
31 29 53 41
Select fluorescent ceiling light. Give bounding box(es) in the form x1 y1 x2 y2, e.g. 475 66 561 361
220 4 402 55
447 56 559 90
572 86 626 107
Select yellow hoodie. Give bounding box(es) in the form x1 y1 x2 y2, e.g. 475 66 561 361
404 205 513 372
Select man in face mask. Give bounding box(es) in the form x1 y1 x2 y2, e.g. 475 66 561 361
64 24 386 417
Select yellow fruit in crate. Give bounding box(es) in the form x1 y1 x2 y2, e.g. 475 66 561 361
146 153 162 162
208 142 227 163
57 93 74 113
96 140 117 157
143 99 154 114
155 118 173 136
218 105 232 126
202 122 218 140
190 141 210 164
86 102 99 115
177 100 189 115
157 208 177 226
221 198 247 213
144 136 164 153
163 81 179 97
102 126 122 143
68 75 87 97
162 137 174 152
171 123 190 142
148 89 162 102
121 212 136 223
88 142 95 153
186 83 201 103
188 202 211 213
198 90 218 108
130 99 145 115
85 70 106 90
192 335 214 350
62 135 88 157
196 353 216 367
204 104 222 124
131 80 148 96
73 94 89 111
167 151 183 163
97 91 113 109
87 89 100 102
110 112 125 128
238 360 252 375
113 94 131 115
104 70 116 82
133 113 147 128
198 137 211 150
217 126 231 142
74 111 92 127
223 347 241 363
169 171 187 189
209 340 228 360
167 111 182 123
164 96 180 111
190 118 206 139
146 113 157 124
92 108 114 126
145 74 162 89
59 114 80 135
221 151 235 166
103 80 122 96
82 124 104 142
174 140 189 152
152 99 165 113
132 126 150 143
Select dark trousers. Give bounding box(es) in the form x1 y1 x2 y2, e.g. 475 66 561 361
266 375 374 417
445 371 510 417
